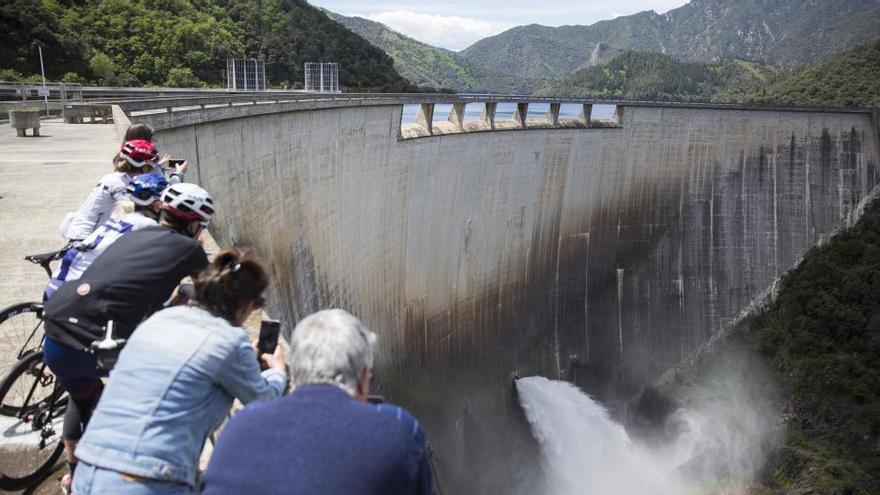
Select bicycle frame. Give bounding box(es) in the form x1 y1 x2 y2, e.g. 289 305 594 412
15 356 65 449
15 307 46 361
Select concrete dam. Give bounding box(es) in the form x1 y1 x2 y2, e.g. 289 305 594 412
115 95 879 492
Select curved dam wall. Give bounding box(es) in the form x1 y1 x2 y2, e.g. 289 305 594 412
147 101 879 493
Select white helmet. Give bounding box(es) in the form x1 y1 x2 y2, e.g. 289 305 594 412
160 183 215 226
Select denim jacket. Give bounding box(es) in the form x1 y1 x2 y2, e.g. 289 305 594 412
74 306 287 487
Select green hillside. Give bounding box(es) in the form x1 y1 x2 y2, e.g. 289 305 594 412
324 12 544 94
741 198 880 493
654 196 880 494
325 12 475 91
0 0 419 91
537 51 777 102
750 39 880 107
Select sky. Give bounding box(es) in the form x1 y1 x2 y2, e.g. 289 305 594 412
308 1 689 51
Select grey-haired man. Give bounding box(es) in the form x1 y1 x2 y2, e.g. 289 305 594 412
201 309 436 495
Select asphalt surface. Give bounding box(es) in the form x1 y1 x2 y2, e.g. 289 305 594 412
0 119 233 493
0 119 118 494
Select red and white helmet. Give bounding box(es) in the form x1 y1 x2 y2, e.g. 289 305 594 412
120 139 159 168
160 183 215 226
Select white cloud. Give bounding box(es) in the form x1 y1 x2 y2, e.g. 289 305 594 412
364 10 514 51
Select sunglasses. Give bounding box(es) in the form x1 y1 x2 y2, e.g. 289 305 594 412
130 188 156 202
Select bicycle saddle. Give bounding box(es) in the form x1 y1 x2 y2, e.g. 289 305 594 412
24 249 67 266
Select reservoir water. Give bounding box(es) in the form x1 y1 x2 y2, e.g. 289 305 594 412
401 102 617 123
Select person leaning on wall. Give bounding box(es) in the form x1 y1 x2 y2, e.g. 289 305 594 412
70 248 287 495
122 122 188 184
200 309 437 495
60 139 160 242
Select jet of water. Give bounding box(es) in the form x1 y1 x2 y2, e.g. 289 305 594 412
517 376 687 495
516 373 777 495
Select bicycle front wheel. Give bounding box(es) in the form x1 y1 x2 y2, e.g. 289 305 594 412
0 302 45 372
0 351 66 491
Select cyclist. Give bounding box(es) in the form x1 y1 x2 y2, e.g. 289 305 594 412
123 123 154 142
61 139 160 242
71 248 287 494
42 183 215 491
45 172 168 299
119 122 188 184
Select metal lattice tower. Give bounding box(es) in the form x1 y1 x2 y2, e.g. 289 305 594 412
226 59 267 91
304 63 339 93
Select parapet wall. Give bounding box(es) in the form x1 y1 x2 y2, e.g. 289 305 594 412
149 100 879 493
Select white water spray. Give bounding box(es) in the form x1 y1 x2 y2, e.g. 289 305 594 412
517 377 686 494
516 372 777 495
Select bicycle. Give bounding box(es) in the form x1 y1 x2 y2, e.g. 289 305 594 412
0 349 67 490
0 250 66 374
0 249 68 490
0 316 127 492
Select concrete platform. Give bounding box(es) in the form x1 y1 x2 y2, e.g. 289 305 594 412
0 120 117 493
0 120 235 493
0 119 119 310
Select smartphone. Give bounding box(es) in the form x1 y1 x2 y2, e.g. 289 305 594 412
257 319 281 356
167 158 186 168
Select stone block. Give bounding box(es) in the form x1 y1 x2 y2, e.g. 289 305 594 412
9 110 41 137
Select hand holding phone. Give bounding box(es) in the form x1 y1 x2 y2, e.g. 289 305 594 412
166 158 188 175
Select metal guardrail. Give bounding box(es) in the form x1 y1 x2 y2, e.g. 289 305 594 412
58 91 878 128
68 92 877 116
0 81 83 103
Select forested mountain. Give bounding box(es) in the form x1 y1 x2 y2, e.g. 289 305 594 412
459 0 880 94
324 12 477 91
323 11 543 94
538 51 777 102
749 38 880 107
0 0 419 91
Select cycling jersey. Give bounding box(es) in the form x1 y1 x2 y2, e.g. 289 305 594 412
45 211 158 298
43 226 209 350
63 172 132 241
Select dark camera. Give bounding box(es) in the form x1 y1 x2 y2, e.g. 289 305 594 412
167 158 186 168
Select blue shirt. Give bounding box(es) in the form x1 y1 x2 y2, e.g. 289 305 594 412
74 306 287 487
201 384 436 495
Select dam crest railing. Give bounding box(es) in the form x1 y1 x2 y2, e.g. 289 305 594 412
57 91 878 140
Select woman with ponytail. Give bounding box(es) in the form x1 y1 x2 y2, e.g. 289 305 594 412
69 248 287 495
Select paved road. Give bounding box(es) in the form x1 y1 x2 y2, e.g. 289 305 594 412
0 119 118 494
0 120 233 494
0 120 119 310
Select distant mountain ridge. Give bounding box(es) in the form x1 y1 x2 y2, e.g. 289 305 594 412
537 51 778 102
324 11 543 93
325 12 474 90
457 0 880 93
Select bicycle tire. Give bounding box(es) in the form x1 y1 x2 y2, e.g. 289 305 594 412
0 302 46 416
0 302 45 371
0 351 66 491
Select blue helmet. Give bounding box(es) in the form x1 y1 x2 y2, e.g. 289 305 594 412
127 172 168 206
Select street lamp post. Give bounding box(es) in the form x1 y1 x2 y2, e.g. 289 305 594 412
38 45 49 117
